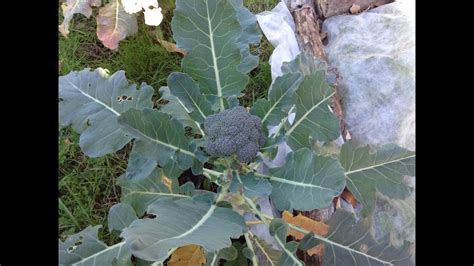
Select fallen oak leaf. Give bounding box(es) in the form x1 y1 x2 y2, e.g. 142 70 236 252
168 244 206 266
282 211 329 257
282 211 329 240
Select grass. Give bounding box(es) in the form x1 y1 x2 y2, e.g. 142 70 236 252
59 17 181 89
241 40 274 107
58 0 279 245
59 127 129 245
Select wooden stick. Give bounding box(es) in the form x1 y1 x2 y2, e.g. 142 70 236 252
289 0 347 139
290 0 326 60
314 0 393 18
288 1 352 264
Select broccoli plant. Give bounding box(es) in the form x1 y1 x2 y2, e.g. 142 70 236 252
58 0 415 265
204 106 266 163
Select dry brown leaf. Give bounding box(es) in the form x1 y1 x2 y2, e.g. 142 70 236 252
283 211 329 257
334 196 341 209
168 244 206 266
161 175 173 192
341 190 357 208
307 244 325 256
282 211 329 240
158 40 187 55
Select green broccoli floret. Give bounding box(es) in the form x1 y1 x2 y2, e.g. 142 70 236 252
204 106 266 162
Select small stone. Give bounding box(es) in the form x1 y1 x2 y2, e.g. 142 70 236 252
349 4 361 14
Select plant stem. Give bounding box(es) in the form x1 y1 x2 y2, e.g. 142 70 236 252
270 112 291 138
245 220 265 225
253 171 271 179
210 252 218 265
149 177 229 266
243 196 271 225
202 168 224 186
203 168 225 177
243 196 395 266
211 174 386 265
244 232 259 266
215 181 230 203
194 121 206 136
203 168 269 183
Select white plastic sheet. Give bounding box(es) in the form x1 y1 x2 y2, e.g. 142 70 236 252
256 1 300 81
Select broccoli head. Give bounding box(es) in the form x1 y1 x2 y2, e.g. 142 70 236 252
204 106 266 162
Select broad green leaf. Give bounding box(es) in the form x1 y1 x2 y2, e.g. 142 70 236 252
230 172 272 198
223 242 249 266
167 72 213 123
251 237 281 266
340 141 415 216
59 225 132 266
118 169 189 216
266 148 345 211
97 0 138 50
59 0 101 37
204 244 240 266
225 96 240 109
125 140 158 180
245 232 268 265
159 87 205 136
179 181 197 195
163 158 188 179
237 48 259 76
229 0 262 74
171 0 250 109
230 0 260 45
218 245 239 261
108 203 138 232
194 190 219 204
118 108 196 173
281 52 330 77
135 258 158 266
269 219 303 266
299 209 414 266
121 197 247 261
59 68 153 157
205 253 221 266
285 71 340 150
251 72 302 127
125 122 198 182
